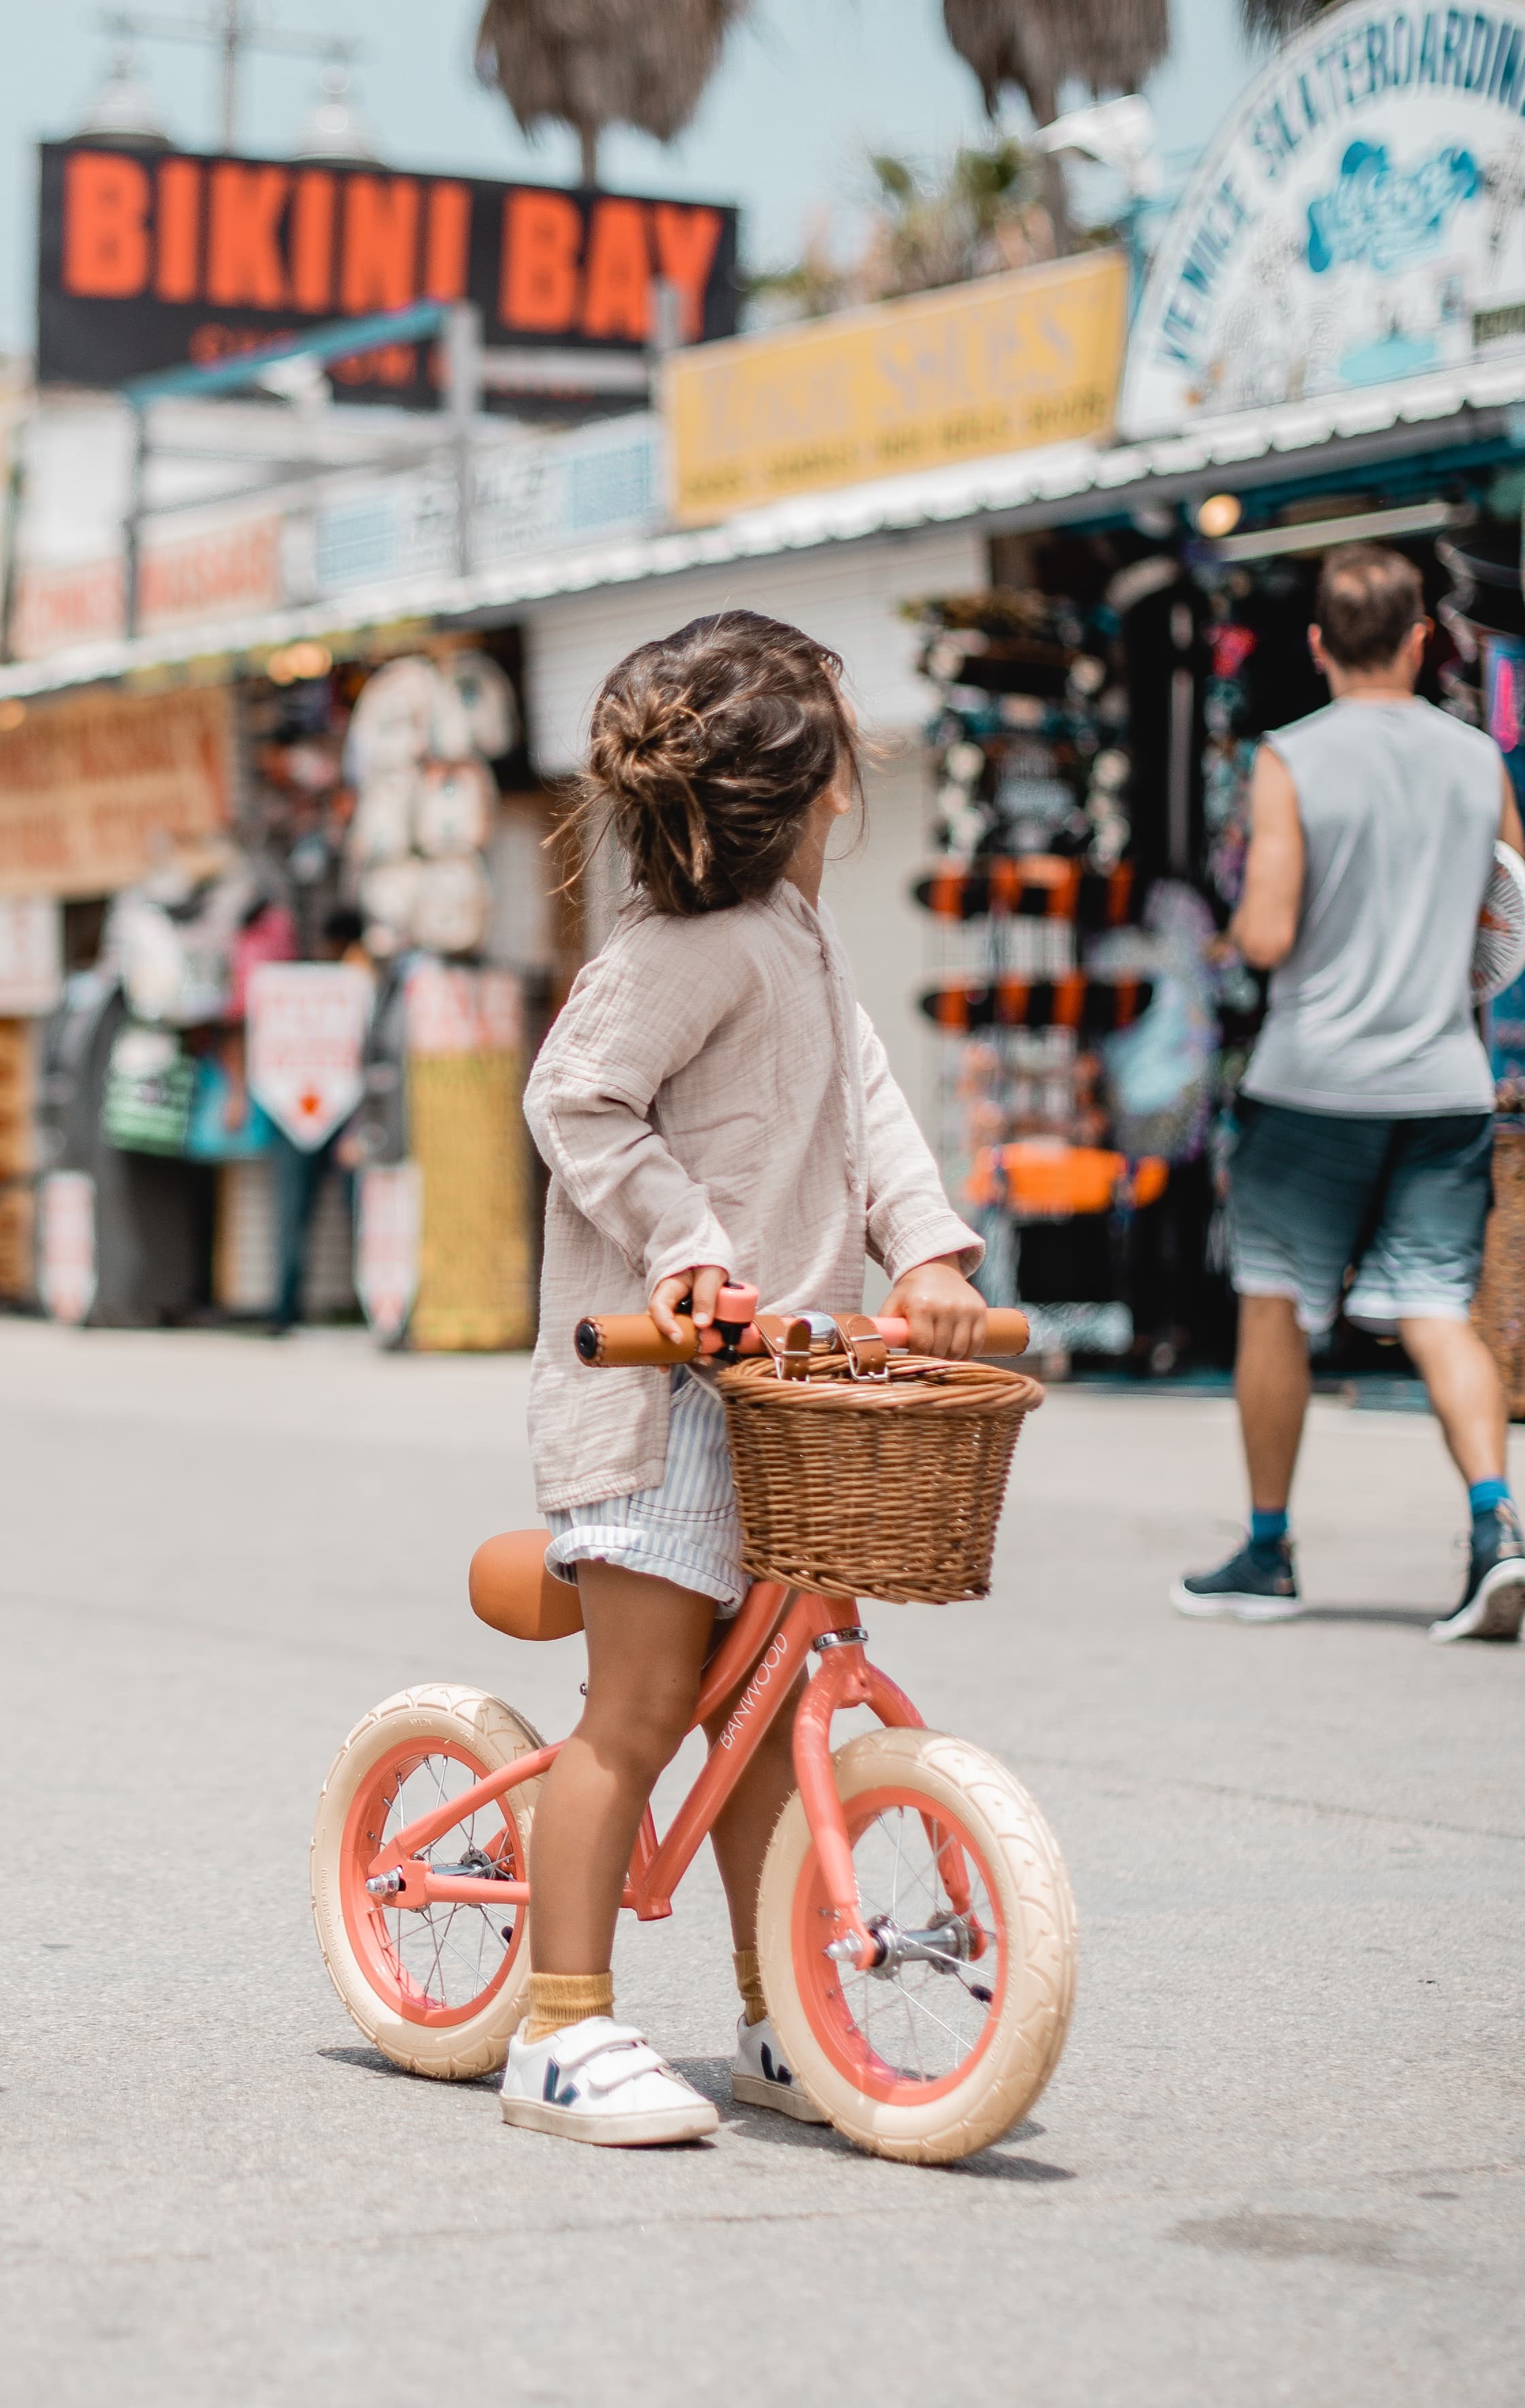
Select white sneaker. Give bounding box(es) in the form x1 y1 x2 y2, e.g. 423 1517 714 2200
731 2012 828 2122
500 2016 719 2148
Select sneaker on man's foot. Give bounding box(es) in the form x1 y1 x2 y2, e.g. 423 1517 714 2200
1429 1504 1525 1644
1171 1538 1302 1623
499 2016 718 2146
731 2012 828 2122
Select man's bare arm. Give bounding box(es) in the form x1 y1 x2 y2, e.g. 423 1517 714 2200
1230 744 1305 970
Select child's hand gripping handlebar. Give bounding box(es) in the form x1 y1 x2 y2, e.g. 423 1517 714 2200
573 1284 1030 1368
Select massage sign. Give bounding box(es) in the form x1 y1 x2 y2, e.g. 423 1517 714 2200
246 964 374 1152
1122 0 1525 435
36 143 738 405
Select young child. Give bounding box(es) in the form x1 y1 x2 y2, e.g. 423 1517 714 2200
503 609 986 2145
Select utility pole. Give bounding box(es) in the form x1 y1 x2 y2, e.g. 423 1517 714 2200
443 305 482 583
101 5 359 151
217 0 240 151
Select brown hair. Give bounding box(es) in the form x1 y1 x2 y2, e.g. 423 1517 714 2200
1314 542 1426 670
563 609 861 915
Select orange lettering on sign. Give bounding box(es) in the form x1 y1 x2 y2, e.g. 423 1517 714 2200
154 157 201 303
500 189 581 331
331 341 415 386
582 198 650 340
341 176 420 312
651 203 722 339
290 170 336 312
207 163 290 307
63 152 151 298
424 182 471 301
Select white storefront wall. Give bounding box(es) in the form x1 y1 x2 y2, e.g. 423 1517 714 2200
523 524 984 1144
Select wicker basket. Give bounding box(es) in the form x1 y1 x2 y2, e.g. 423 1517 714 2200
1473 1124 1525 1418
714 1353 1042 1604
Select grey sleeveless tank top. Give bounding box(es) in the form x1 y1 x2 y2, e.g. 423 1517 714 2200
1240 697 1498 1117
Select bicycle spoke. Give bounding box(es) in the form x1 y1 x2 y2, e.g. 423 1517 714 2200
833 1793 1000 2087
367 1748 516 2014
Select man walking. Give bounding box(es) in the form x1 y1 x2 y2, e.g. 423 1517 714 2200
1174 542 1525 1642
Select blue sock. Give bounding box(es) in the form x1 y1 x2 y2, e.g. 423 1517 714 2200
1249 1508 1288 1564
1469 1478 1510 1529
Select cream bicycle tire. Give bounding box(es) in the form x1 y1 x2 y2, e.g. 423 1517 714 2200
756 1725 1077 2163
311 1684 543 2080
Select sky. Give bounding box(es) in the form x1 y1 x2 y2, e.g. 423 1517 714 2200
0 0 1254 358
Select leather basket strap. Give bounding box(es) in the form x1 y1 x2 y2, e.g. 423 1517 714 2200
829 1312 888 1378
753 1312 814 1380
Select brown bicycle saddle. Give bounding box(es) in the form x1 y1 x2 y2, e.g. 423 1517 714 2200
469 1529 585 1641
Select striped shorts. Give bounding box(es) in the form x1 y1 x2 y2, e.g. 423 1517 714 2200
544 1368 748 1616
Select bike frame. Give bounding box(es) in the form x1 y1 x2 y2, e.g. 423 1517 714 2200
365 1580 967 1968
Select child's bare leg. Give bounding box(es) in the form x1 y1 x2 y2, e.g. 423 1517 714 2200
702 1672 805 1954
529 1563 714 1975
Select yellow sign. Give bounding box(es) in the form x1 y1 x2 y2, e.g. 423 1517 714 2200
665 250 1128 525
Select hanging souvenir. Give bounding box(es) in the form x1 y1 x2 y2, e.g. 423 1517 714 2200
444 651 518 761
101 1023 197 1156
359 858 423 954
414 758 495 858
344 657 444 780
348 766 420 867
411 855 491 957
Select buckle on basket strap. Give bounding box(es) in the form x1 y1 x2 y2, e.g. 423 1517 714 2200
829 1312 890 1380
753 1312 814 1380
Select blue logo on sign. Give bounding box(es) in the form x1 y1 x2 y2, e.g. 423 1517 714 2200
1307 139 1481 276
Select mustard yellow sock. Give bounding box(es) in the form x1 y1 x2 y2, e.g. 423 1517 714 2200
733 1947 768 2027
524 1971 614 2044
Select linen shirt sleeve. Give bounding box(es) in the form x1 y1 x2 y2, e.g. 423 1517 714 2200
523 917 741 1292
857 1006 984 1279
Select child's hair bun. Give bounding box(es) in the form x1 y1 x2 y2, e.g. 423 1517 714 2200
571 609 860 915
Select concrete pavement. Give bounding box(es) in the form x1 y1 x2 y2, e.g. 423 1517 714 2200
2 1321 1522 2405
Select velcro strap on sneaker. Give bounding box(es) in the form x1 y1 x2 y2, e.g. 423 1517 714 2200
545 2018 648 2073
580 2043 669 2096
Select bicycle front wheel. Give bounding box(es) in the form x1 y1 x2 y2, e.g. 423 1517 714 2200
755 1725 1076 2163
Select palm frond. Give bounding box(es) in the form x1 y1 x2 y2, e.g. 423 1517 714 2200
1239 0 1339 37
941 0 1171 120
475 0 748 155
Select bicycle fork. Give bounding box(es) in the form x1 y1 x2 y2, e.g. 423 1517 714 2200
790 1607 982 1973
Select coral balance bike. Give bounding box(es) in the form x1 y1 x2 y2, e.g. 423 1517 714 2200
312 1294 1077 2164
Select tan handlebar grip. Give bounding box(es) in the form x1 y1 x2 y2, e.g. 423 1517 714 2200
573 1312 700 1368
979 1309 1030 1357
575 1304 1030 1366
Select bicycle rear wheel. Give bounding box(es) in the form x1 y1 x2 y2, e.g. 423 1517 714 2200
311 1684 543 2080
755 1725 1076 2163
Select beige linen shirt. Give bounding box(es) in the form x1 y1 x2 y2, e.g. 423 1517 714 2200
524 881 982 1511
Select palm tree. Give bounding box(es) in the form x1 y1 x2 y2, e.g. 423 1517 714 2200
475 0 748 190
941 0 1171 245
1237 0 1336 30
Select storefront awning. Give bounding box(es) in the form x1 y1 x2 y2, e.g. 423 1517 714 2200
5 350 1525 705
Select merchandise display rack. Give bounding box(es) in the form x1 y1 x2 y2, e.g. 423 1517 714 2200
908 588 1169 1369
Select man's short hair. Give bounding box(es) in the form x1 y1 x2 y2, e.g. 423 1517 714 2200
1314 542 1426 670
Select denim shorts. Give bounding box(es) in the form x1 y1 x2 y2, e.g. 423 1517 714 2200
544 1368 748 1615
1228 1098 1494 1338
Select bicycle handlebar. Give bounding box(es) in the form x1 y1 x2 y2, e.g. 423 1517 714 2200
573 1304 1031 1369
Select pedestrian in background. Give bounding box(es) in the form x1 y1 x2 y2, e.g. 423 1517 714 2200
1175 542 1525 1642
